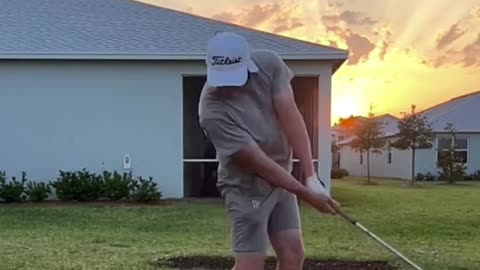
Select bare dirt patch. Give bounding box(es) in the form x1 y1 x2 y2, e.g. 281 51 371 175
155 256 398 270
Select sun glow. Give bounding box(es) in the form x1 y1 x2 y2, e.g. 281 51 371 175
143 0 480 124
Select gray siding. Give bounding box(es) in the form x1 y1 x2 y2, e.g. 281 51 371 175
467 134 480 174
338 145 411 179
339 134 480 180
1 59 332 198
0 60 186 197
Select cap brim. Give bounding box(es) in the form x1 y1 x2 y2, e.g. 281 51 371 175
207 64 248 87
247 60 259 73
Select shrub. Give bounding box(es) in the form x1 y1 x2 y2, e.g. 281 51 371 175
464 170 480 181
424 172 436 181
437 150 468 184
102 171 134 201
415 173 425 181
0 171 5 185
130 176 162 202
25 181 51 202
331 168 349 179
453 163 467 181
472 170 480 181
0 171 27 203
50 169 104 201
339 168 349 177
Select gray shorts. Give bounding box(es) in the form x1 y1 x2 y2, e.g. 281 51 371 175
223 188 301 255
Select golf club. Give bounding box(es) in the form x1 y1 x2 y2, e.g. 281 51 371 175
334 206 424 270
307 176 424 270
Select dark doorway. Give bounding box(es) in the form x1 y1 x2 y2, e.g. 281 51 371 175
182 76 219 197
182 76 319 198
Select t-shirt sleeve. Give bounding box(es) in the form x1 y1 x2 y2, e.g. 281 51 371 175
200 117 255 161
271 51 295 95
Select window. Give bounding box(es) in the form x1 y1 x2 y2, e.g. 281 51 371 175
438 138 452 149
437 137 468 163
386 143 392 164
454 138 468 149
360 153 363 164
454 151 468 163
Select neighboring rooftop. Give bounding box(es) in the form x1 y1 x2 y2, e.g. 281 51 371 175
335 90 480 146
421 90 480 132
335 114 400 146
0 0 348 70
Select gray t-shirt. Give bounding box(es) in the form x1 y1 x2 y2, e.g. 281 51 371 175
198 49 294 197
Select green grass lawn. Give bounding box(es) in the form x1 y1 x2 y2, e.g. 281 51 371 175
0 178 479 270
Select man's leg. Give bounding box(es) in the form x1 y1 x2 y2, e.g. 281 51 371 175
232 253 265 270
268 191 304 270
224 191 278 270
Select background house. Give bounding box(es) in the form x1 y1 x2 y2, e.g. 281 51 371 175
0 0 348 198
337 91 480 179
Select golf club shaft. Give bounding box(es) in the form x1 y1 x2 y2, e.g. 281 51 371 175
335 208 424 270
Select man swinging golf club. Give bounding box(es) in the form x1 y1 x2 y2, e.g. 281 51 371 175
198 32 338 270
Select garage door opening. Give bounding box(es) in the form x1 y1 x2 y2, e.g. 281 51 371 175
183 76 319 198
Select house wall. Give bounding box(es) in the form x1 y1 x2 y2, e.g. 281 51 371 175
338 146 366 177
0 60 187 198
339 146 405 179
429 133 480 175
0 59 333 198
466 134 480 174
339 133 480 179
414 147 437 175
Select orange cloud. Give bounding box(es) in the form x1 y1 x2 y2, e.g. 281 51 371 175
426 3 480 68
378 40 389 61
326 26 375 65
142 0 480 122
322 10 377 26
430 31 480 68
472 5 480 20
328 2 344 8
461 33 480 67
321 8 392 65
342 10 377 25
211 2 303 34
436 23 465 50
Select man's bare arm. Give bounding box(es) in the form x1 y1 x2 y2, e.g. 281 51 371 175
231 142 336 214
273 89 315 182
232 142 308 195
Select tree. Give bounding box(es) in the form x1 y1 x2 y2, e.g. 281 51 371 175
351 106 386 183
437 122 467 184
391 105 435 185
336 115 367 138
331 140 340 170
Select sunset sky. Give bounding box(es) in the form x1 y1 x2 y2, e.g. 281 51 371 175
142 0 480 122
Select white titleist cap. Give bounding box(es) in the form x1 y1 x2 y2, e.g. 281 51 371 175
206 32 259 87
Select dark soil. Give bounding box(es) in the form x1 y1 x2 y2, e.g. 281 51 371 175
155 256 398 270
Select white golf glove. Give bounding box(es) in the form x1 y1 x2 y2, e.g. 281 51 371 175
305 174 328 196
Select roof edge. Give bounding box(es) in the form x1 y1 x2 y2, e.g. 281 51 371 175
336 130 480 146
0 52 349 61
417 89 480 115
132 0 349 55
374 113 400 120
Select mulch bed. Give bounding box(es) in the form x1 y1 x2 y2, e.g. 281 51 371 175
155 256 398 270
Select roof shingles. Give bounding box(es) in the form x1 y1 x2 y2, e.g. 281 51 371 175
0 0 348 60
